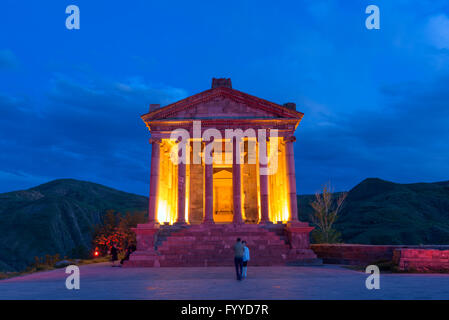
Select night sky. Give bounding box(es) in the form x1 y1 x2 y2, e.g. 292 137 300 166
1 0 448 196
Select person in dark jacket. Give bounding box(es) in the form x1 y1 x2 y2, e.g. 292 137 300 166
233 238 244 280
120 243 137 265
110 243 119 267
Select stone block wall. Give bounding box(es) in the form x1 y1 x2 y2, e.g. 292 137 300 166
311 244 449 268
393 249 449 272
311 244 398 265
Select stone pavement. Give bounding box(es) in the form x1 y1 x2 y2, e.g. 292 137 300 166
1 263 449 299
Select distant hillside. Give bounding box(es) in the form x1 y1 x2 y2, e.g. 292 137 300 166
299 178 449 245
0 179 147 272
1 177 449 272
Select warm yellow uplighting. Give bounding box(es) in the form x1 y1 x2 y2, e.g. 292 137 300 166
154 137 290 225
156 139 178 225
256 142 262 222
268 137 290 223
157 199 171 224
185 162 190 222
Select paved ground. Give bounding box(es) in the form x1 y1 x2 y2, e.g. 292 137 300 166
1 263 449 299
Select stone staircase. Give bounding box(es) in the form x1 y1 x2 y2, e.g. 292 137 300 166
154 224 189 250
126 223 320 267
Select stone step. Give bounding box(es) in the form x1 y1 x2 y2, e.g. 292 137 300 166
160 241 288 247
165 233 283 238
125 223 319 268
161 234 285 239
157 259 293 267
153 224 292 266
157 248 290 254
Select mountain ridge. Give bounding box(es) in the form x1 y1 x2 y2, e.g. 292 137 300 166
0 179 147 272
1 177 449 271
299 177 449 245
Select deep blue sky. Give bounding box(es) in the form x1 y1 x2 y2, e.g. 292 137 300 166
1 0 448 196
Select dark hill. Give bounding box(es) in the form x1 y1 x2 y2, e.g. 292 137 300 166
0 179 147 272
299 178 449 245
1 177 449 272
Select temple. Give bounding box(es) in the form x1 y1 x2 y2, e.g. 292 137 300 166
126 78 319 267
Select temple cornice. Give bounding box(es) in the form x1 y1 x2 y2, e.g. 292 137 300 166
141 86 304 122
144 118 301 134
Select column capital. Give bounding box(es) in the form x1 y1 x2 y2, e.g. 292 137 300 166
149 137 162 144
284 135 296 143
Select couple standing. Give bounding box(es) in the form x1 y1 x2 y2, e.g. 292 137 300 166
233 238 250 281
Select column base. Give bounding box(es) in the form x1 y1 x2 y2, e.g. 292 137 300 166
287 221 310 228
286 222 314 249
132 223 159 251
124 251 160 268
144 221 160 228
285 222 318 262
124 223 161 267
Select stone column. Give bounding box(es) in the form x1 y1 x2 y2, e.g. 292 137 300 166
233 137 243 224
203 144 214 224
283 136 316 256
285 136 299 222
148 138 161 225
176 161 186 224
258 138 270 223
126 138 161 266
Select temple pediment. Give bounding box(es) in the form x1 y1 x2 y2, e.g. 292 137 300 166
142 86 303 122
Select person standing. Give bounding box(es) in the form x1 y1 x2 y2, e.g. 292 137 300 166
110 243 119 267
233 238 244 281
242 240 250 279
120 243 137 265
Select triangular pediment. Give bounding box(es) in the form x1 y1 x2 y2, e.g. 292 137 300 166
142 87 303 122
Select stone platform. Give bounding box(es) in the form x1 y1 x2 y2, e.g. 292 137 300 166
4 264 449 299
125 223 320 267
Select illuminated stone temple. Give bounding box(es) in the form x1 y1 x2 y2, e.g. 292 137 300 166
126 78 319 267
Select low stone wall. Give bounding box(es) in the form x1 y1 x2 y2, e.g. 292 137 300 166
311 244 449 266
311 244 398 265
393 249 449 272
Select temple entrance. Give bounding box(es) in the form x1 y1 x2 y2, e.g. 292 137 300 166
213 167 233 223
